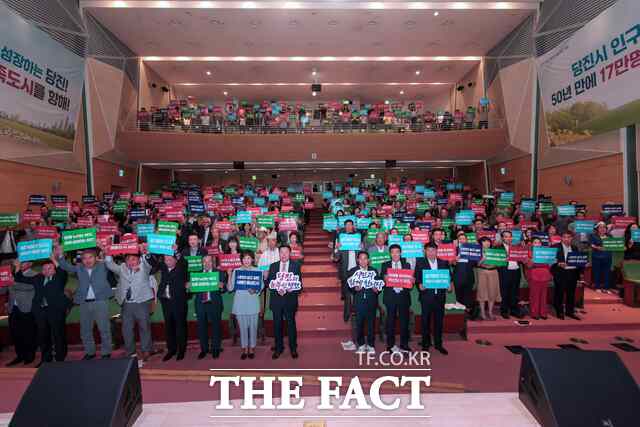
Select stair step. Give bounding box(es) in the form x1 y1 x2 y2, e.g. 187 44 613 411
303 248 332 255
300 291 343 306
304 276 340 287
303 271 339 278
296 310 351 331
302 265 338 274
304 241 332 248
304 255 332 263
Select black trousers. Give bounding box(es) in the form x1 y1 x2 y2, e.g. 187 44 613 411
454 278 474 309
384 301 410 348
554 269 579 315
499 269 521 315
195 301 223 353
354 302 376 347
33 307 67 361
9 307 36 363
160 299 188 355
272 306 298 353
420 291 446 347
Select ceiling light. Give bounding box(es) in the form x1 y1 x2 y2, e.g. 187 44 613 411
156 1 170 7
400 90 404 95
112 1 127 7
223 91 228 96
311 69 317 76
242 2 256 8
415 70 421 75
206 71 211 76
434 11 439 16
384 100 390 105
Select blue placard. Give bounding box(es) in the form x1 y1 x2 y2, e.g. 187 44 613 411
574 220 595 234
567 252 589 267
355 194 365 202
129 208 147 220
455 210 475 225
423 269 451 289
356 217 372 230
520 200 536 213
423 189 436 199
402 214 416 224
382 218 395 230
323 217 337 231
335 184 343 192
322 191 333 200
17 239 53 262
337 215 357 229
414 221 432 230
601 204 624 215
632 229 640 241
136 223 155 237
235 211 253 224
446 183 456 191
189 202 205 214
350 187 359 195
147 233 176 256
28 195 47 205
459 243 482 261
511 229 523 245
234 270 263 291
254 197 266 207
232 197 244 205
500 192 514 202
415 185 425 194
244 190 255 198
400 241 423 258
388 235 403 246
531 232 550 246
532 246 558 265
557 205 576 216
339 233 361 251
268 194 280 202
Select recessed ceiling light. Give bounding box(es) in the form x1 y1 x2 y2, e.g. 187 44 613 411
384 100 390 105
312 69 317 76
400 90 404 95
434 11 439 16
206 70 211 75
415 70 421 75
223 91 228 96
312 91 317 96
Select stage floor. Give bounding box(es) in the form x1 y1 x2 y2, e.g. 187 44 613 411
0 392 539 426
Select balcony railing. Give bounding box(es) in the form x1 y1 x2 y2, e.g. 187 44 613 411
133 120 504 135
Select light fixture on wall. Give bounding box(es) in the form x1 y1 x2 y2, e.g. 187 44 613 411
563 175 573 186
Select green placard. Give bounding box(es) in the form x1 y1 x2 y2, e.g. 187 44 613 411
279 212 298 219
294 193 305 203
0 213 19 227
61 228 97 252
496 200 513 208
50 208 69 222
239 236 259 252
190 271 220 292
416 203 430 212
256 215 275 228
538 202 554 214
465 232 477 244
483 248 508 266
366 228 379 242
369 251 391 269
396 194 406 202
113 201 129 213
395 223 410 235
441 218 454 228
603 237 625 252
186 256 203 272
223 187 236 195
366 202 377 209
157 221 179 235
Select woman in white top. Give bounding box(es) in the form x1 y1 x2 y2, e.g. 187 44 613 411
228 251 264 359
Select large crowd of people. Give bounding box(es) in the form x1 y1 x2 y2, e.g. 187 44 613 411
136 98 491 133
0 177 638 367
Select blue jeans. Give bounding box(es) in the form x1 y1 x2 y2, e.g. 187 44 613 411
592 255 612 289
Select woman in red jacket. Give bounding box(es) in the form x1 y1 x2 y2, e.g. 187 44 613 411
526 237 552 320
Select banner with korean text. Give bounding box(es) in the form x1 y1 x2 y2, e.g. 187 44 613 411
537 0 640 145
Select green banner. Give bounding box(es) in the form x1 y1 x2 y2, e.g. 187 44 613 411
366 228 379 242
190 271 220 292
256 215 275 228
538 202 554 214
294 194 305 203
395 223 410 235
483 248 508 266
416 203 430 212
113 201 129 213
239 236 259 252
369 251 391 269
157 221 179 235
441 218 454 228
61 228 97 252
186 256 203 272
50 208 69 222
465 232 477 244
603 237 625 251
0 213 19 227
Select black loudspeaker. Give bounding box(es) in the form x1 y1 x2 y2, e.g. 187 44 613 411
385 160 396 168
311 83 322 92
11 358 142 427
519 348 639 427
233 161 245 170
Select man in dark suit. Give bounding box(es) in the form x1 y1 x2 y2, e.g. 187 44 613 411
380 244 413 352
149 253 189 361
14 257 69 366
189 254 226 359
267 245 302 359
182 233 208 258
414 243 451 354
497 230 523 319
552 231 584 320
347 251 382 352
333 219 363 321
1 261 36 366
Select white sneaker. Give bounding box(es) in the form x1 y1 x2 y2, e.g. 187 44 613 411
391 345 401 353
356 345 367 354
366 345 376 354
137 359 144 369
341 340 357 351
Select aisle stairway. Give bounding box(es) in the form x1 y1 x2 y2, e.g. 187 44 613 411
296 210 351 337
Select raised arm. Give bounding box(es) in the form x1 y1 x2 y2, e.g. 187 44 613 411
104 256 121 275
